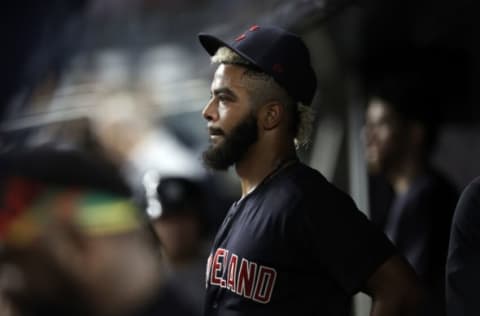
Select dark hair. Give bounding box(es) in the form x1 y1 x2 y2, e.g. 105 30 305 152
366 71 440 156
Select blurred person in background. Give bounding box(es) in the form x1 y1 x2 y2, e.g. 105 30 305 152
364 73 458 316
89 90 205 192
88 90 217 316
144 175 211 316
198 24 423 316
446 177 480 316
0 145 198 316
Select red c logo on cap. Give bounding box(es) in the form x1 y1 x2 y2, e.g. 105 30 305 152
235 25 260 42
235 33 246 42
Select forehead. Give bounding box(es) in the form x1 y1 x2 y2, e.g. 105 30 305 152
211 64 249 91
367 98 396 121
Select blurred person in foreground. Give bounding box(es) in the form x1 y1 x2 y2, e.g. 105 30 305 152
144 175 211 316
197 24 423 316
446 177 480 316
0 146 194 316
89 86 233 223
89 90 205 190
364 74 458 315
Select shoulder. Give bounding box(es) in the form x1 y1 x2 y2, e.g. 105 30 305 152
446 177 480 315
405 169 459 214
453 176 480 228
414 168 458 198
461 176 480 198
278 162 349 199
267 162 360 216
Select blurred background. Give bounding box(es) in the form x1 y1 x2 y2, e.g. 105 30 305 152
0 0 479 314
2 0 479 191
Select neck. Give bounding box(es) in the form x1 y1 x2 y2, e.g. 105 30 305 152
235 137 297 198
387 157 426 195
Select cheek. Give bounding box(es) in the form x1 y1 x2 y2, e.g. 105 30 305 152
218 107 238 128
152 222 170 240
217 102 253 130
153 221 183 247
217 104 228 118
376 129 406 164
377 127 393 144
371 125 396 148
366 126 397 164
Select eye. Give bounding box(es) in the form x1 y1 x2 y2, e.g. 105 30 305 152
218 94 232 103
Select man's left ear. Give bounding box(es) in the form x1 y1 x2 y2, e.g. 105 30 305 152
259 102 283 130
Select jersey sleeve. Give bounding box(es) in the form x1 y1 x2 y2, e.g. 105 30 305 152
298 180 396 295
446 177 480 316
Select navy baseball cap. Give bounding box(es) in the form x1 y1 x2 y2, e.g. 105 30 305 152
155 177 204 218
198 25 317 105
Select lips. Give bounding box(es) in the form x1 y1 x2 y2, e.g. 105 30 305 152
208 127 224 137
207 127 225 144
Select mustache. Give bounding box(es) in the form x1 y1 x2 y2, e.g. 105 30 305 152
208 127 225 136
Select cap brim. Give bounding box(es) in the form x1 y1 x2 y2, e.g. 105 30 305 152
198 33 260 68
198 33 227 56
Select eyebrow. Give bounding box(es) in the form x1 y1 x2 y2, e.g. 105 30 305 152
212 87 238 100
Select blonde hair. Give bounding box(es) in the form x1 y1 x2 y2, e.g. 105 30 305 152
212 47 315 147
295 103 315 148
211 47 251 66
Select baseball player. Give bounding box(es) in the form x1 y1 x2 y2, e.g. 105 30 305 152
446 176 480 316
198 25 423 316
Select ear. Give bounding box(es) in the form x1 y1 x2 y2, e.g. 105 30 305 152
259 102 283 131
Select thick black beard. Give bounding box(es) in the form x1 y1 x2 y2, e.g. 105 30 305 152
202 113 258 171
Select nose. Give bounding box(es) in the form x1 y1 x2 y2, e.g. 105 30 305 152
202 98 218 122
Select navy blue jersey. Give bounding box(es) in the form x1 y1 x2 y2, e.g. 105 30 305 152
446 176 480 316
204 161 395 316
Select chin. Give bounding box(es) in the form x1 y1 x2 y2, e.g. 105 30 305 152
210 139 224 147
367 160 382 175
